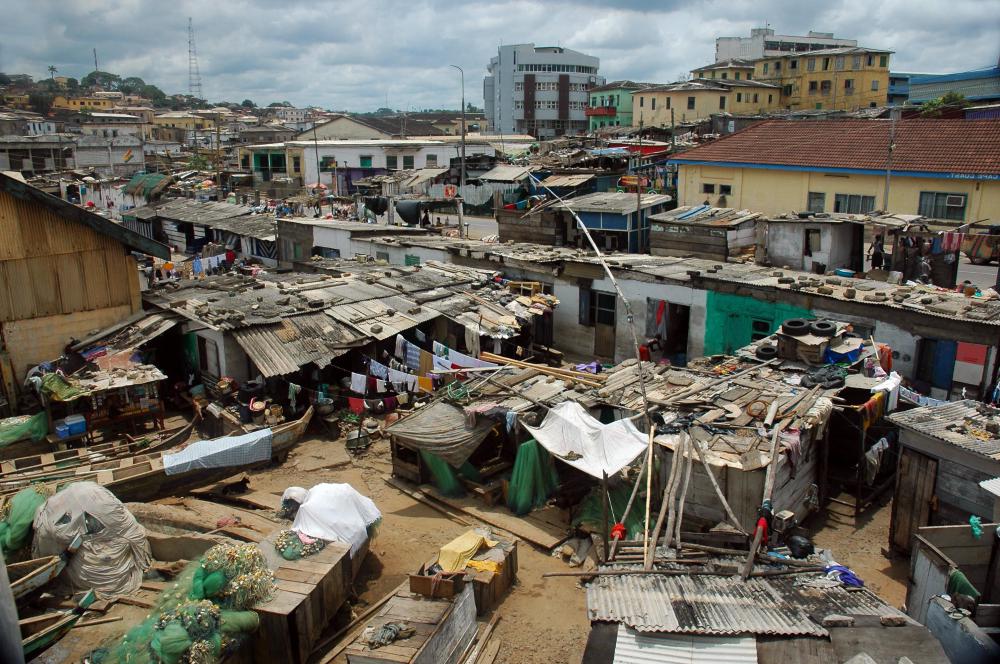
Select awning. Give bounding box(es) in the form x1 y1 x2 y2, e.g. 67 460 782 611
541 174 594 188
385 401 494 466
521 401 647 478
232 314 363 378
477 165 532 182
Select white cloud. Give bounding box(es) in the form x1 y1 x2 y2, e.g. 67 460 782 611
1 0 997 110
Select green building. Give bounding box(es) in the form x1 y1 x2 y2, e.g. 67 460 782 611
587 80 648 131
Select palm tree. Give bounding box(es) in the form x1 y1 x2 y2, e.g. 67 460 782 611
47 65 57 80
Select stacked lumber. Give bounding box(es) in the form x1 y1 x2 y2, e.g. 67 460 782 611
478 353 605 388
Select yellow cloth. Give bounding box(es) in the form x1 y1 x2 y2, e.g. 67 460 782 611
467 559 502 574
437 531 498 573
417 376 434 393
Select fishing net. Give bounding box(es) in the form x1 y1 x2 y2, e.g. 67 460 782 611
0 486 50 555
573 481 645 539
0 411 48 447
420 450 465 497
506 439 558 516
89 542 274 664
274 529 328 560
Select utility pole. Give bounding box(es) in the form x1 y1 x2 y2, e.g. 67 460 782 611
636 114 643 251
93 48 99 73
451 64 467 238
215 118 222 198
882 107 900 212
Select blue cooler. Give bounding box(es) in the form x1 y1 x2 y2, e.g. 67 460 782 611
64 414 86 435
55 422 70 439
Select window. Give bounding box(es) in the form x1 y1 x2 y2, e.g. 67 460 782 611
721 73 728 79
844 79 855 93
687 96 695 110
359 155 373 168
292 156 301 172
736 93 742 102
702 183 716 194
386 155 398 170
822 57 830 71
404 254 420 266
867 55 875 66
804 228 821 256
834 193 876 214
651 97 656 110
871 80 879 91
918 192 967 220
820 80 832 94
763 63 769 74
807 192 826 212
425 154 437 167
879 55 888 67
590 291 616 326
319 156 337 172
807 58 816 71
789 59 798 70
375 251 390 261
719 96 726 109
774 62 781 71
809 81 819 93
665 97 670 109
403 155 414 169
852 56 862 70
734 72 741 80
835 56 845 70
750 319 772 342
639 96 644 107
753 93 759 103
782 84 793 96
719 184 732 195
768 94 773 103
746 72 752 80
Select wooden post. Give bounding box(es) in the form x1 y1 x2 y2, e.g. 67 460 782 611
601 471 610 564
609 450 646 561
646 440 682 569
641 427 655 567
672 436 694 553
740 426 781 579
690 428 746 534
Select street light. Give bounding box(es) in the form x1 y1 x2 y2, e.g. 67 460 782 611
450 64 467 239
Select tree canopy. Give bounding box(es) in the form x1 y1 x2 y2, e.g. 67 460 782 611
81 70 121 90
119 76 146 94
241 99 256 108
920 91 970 117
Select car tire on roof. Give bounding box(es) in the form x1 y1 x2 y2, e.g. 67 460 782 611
810 320 837 337
781 318 810 336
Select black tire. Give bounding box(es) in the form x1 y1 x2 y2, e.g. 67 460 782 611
810 320 837 337
782 318 810 336
756 344 778 360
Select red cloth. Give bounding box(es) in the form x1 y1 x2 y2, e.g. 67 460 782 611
347 397 365 415
225 249 236 262
610 523 627 540
639 345 651 361
753 516 768 549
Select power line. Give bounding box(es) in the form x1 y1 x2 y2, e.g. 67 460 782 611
187 17 203 100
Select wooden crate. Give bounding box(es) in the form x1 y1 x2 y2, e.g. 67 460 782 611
344 586 476 664
237 541 357 664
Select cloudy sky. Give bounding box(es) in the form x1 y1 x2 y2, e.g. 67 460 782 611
3 0 998 111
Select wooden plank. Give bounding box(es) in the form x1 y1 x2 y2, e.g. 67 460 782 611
274 567 325 585
275 578 316 596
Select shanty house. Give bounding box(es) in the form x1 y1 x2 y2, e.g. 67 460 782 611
648 205 760 262
553 191 672 253
757 212 866 273
0 171 169 405
887 401 1000 554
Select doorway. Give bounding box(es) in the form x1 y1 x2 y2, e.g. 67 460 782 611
591 291 617 358
890 447 937 553
647 299 690 364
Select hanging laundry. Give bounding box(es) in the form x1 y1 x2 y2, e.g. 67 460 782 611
405 341 422 371
417 376 434 393
288 383 302 410
415 329 426 344
369 360 389 380
433 341 449 358
388 368 417 391
192 256 203 275
348 398 365 415
432 356 452 372
350 372 367 395
375 379 387 393
419 349 434 376
464 327 481 358
396 392 409 405
384 396 397 412
365 399 385 414
395 335 407 359
448 348 497 369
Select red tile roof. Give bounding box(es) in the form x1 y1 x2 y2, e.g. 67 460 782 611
671 119 1000 176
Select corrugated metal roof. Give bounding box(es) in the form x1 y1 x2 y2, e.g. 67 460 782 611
979 477 1000 497
325 295 437 340
889 399 1000 461
478 165 532 182
613 626 757 664
541 173 595 188
556 191 673 214
232 313 363 377
649 206 761 228
586 573 905 636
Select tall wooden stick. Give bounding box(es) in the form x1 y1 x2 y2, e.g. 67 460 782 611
641 427 655 568
671 436 694 553
740 426 782 579
645 437 682 569
609 450 646 561
689 428 747 534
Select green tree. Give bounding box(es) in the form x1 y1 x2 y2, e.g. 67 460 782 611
28 91 53 114
188 154 210 170
241 99 256 108
119 76 146 95
267 101 292 107
141 84 166 101
65 77 79 91
81 70 121 90
47 65 57 80
920 91 970 117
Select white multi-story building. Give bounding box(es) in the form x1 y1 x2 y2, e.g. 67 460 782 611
716 28 857 62
274 107 308 124
483 44 603 138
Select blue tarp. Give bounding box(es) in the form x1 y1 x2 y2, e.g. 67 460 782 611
162 428 272 475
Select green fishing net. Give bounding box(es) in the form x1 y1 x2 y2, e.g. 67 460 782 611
89 543 275 664
420 450 465 497
573 481 645 539
0 411 47 447
0 486 50 555
275 529 327 560
506 439 558 516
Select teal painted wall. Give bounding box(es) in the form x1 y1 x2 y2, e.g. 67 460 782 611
589 88 636 131
704 292 813 355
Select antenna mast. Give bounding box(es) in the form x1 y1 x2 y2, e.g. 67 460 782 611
93 48 99 72
187 17 203 99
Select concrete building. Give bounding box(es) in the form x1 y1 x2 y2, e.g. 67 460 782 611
668 119 1000 220
753 46 892 111
484 43 603 138
0 171 168 403
887 72 921 105
70 112 149 139
273 107 308 124
716 27 857 62
74 134 145 177
587 81 648 130
634 79 781 125
0 135 75 174
303 114 444 140
909 66 1000 105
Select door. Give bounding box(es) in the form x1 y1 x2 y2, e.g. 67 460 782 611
890 448 937 553
591 291 617 358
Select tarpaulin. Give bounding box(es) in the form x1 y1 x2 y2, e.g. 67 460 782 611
281 483 381 555
521 401 647 479
162 428 272 475
0 411 47 448
385 401 494 466
438 530 498 573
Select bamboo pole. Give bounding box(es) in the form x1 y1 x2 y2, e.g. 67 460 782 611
640 428 655 568
671 436 694 553
610 443 648 561
645 438 682 569
740 426 782 580
689 428 747 535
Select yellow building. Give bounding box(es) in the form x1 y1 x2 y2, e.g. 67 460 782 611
633 79 781 125
690 59 758 82
151 112 216 131
2 94 30 110
669 119 1000 221
753 46 891 110
51 95 117 111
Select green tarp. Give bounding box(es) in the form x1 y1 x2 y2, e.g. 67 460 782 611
0 411 47 448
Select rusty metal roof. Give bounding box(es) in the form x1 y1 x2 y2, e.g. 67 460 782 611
586 573 906 636
231 312 364 377
889 399 1000 461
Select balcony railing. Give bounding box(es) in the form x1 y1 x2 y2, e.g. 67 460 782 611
585 106 617 117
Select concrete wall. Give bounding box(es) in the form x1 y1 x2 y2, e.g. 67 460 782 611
352 240 451 266
192 327 250 383
2 304 134 381
924 597 1000 664
677 165 1000 221
764 221 857 272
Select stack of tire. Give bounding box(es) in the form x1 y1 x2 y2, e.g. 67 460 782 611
776 318 846 388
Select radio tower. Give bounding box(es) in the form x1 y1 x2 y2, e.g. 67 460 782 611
187 17 203 99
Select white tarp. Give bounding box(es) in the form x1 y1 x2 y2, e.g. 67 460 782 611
521 401 647 479
32 481 151 599
282 483 382 555
162 428 272 475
